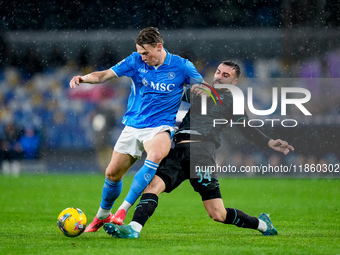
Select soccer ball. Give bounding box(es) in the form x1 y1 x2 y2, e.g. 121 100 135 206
57 207 87 237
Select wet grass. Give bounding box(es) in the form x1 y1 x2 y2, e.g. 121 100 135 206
0 174 339 254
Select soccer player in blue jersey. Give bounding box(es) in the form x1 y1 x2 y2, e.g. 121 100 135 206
103 61 294 239
69 27 203 232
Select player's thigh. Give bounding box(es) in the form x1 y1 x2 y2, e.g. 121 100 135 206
144 132 172 163
155 144 189 193
105 150 137 181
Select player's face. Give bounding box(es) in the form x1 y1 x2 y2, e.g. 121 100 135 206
213 64 238 88
136 43 162 66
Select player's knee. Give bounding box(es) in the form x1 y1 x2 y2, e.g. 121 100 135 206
105 172 121 182
105 167 123 182
146 151 165 164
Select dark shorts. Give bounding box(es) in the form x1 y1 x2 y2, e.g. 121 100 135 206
156 142 221 201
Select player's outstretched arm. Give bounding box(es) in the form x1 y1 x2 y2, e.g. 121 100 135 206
69 69 117 89
268 139 294 155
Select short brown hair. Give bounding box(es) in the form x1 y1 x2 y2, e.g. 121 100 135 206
221 60 241 78
135 27 164 46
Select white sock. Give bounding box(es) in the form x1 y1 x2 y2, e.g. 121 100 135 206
129 221 143 233
97 207 111 220
117 200 132 215
257 219 267 232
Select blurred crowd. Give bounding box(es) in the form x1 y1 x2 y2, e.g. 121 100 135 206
2 0 339 30
1 41 340 172
0 44 129 171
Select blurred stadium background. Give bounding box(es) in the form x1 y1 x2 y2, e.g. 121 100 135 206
0 0 339 175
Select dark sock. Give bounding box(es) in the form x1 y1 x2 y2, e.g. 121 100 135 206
132 193 158 227
224 208 259 229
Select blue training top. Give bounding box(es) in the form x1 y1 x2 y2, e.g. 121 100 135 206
111 49 203 128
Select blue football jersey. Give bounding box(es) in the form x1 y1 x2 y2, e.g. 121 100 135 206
111 49 203 128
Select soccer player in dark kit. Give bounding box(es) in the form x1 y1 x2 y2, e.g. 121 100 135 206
103 60 294 238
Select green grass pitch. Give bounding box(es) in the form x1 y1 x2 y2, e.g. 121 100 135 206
0 174 339 255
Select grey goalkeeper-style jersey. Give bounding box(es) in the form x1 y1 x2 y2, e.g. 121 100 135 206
175 89 271 149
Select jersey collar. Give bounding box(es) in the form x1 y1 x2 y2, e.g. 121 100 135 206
163 49 172 65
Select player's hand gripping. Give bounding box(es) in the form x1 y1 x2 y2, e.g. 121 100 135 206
191 83 211 96
268 139 294 155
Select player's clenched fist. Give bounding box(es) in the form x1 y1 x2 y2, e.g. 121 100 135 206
69 75 84 89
